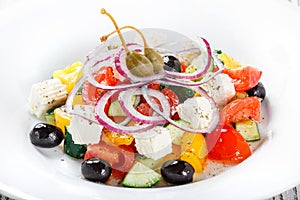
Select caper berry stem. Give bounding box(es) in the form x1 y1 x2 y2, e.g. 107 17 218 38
100 25 149 48
100 8 130 53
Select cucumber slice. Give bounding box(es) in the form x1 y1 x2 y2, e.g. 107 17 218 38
135 156 164 171
45 108 55 125
108 100 125 117
122 162 162 188
64 126 87 159
108 96 136 117
166 120 189 145
235 120 260 142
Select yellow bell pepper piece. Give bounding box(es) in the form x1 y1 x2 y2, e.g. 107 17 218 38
102 129 134 146
218 53 241 69
53 61 83 93
72 94 84 106
180 151 205 173
180 132 207 173
180 132 207 159
54 108 72 135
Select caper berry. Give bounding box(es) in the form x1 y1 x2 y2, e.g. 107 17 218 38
29 123 64 148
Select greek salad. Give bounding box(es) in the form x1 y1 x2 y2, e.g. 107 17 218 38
28 8 266 187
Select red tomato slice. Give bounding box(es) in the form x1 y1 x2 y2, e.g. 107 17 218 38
85 142 134 172
221 97 261 124
207 124 251 164
161 87 179 115
106 169 126 186
222 66 262 92
83 150 97 160
148 82 161 90
180 62 187 73
82 66 119 105
136 102 153 116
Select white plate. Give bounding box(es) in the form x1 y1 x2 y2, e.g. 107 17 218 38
1 0 300 199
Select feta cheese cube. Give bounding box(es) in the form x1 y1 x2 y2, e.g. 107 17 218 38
134 126 172 160
176 97 213 130
68 105 103 145
28 78 68 118
201 73 236 108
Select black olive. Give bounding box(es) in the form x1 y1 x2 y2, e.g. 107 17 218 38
246 82 266 100
81 158 112 183
29 123 64 148
161 160 194 185
163 55 181 72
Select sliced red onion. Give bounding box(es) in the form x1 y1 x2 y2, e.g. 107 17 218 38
164 37 212 80
141 85 220 134
94 90 155 134
86 74 148 90
65 76 100 125
115 44 166 83
65 76 85 115
118 95 141 126
162 51 225 86
84 54 149 90
118 88 169 125
163 69 222 86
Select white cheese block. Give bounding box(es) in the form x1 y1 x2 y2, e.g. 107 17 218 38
201 73 236 108
68 105 103 145
134 126 172 160
27 78 68 118
176 96 213 130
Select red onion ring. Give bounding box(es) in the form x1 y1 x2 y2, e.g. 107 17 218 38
162 51 225 86
84 55 150 90
164 37 212 80
141 84 220 134
118 88 170 125
65 76 100 125
94 90 155 134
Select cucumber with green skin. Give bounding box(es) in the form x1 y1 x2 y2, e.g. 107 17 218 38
108 100 126 117
45 108 55 125
135 156 164 171
64 126 87 159
108 96 137 117
122 162 162 188
235 120 261 142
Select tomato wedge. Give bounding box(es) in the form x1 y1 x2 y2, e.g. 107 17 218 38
106 169 126 186
221 97 261 124
136 102 153 116
207 124 251 164
84 142 134 172
161 87 180 115
82 66 119 105
222 66 262 92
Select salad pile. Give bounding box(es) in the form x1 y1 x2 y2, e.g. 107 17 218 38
28 9 266 187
